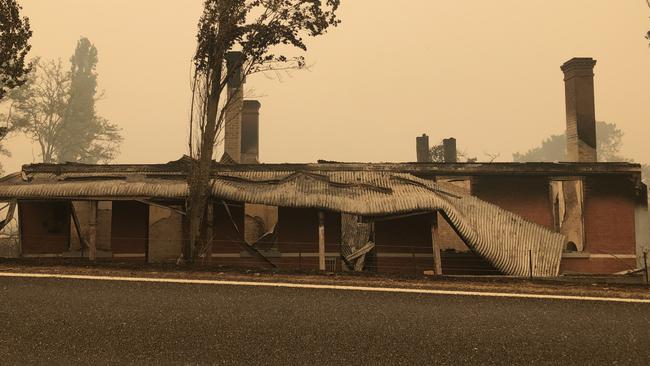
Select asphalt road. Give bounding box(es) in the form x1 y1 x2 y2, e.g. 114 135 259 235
1 277 649 365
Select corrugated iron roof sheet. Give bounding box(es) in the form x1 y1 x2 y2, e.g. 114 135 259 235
0 167 565 276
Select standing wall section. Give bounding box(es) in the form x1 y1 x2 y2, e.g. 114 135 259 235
561 176 637 273
373 213 434 275
148 205 184 263
19 201 71 256
111 201 149 261
472 176 554 229
275 207 341 271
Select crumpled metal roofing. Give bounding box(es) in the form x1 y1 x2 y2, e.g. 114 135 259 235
0 169 565 276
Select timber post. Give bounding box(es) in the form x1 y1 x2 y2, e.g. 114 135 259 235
643 251 650 284
431 213 442 275
318 211 325 271
88 201 97 261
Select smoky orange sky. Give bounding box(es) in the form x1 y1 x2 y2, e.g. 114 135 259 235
3 1 650 172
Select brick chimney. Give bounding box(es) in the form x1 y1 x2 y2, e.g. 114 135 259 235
561 57 597 162
416 134 430 162
241 100 261 164
224 51 245 163
443 138 457 163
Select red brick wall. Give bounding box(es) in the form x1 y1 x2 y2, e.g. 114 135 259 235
213 207 341 270
276 208 340 253
374 213 434 274
472 176 553 229
560 258 636 274
583 176 636 255
19 201 70 255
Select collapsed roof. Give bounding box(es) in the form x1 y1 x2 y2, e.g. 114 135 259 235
0 157 591 276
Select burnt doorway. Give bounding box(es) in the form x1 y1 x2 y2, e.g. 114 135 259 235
111 201 149 261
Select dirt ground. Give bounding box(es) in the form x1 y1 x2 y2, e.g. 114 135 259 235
1 258 649 300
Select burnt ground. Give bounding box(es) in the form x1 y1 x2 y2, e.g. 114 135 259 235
0 258 649 300
1 275 650 365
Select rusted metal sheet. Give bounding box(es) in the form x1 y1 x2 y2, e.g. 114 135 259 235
0 179 188 199
208 171 565 276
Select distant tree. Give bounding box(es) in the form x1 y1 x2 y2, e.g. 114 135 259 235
429 143 445 162
646 0 650 44
0 0 31 103
0 0 32 173
513 121 626 162
512 134 565 162
0 90 21 173
56 37 121 163
8 38 122 164
8 59 69 163
428 141 479 162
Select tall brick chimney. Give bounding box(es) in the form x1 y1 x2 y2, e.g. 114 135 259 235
224 51 245 163
416 134 430 162
443 138 457 163
241 100 261 164
561 57 597 162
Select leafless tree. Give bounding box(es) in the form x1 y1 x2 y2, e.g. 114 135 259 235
9 59 69 163
646 0 650 44
184 0 340 262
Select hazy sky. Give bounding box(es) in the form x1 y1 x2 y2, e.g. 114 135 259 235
3 1 650 172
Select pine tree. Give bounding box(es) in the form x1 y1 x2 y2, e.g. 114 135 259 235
56 37 121 163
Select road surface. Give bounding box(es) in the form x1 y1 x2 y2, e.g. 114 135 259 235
1 276 649 365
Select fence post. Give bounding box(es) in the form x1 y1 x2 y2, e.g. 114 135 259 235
318 212 325 271
412 247 417 277
298 250 302 271
643 251 650 284
528 249 533 280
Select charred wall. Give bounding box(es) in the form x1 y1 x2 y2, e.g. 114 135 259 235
111 201 149 261
373 213 433 274
19 201 70 255
558 176 639 274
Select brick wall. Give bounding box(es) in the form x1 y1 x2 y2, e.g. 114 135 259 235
374 213 434 274
472 176 554 229
19 201 70 255
583 176 636 261
560 257 636 274
111 201 149 261
277 207 340 254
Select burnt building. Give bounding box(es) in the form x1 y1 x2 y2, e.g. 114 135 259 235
0 57 647 276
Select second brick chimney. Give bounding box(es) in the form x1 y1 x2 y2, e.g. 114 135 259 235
224 51 245 163
561 57 598 162
241 100 261 164
443 138 457 163
416 134 430 162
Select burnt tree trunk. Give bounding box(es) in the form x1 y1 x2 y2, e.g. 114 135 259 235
186 65 223 264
